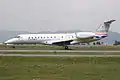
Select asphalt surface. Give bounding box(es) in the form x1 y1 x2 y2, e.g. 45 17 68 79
0 54 120 57
1 50 120 52
0 50 120 57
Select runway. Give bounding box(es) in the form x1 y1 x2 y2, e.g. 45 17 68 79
0 54 120 57
1 50 120 52
0 50 120 57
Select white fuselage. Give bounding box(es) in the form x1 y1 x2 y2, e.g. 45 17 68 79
4 32 107 45
4 20 115 46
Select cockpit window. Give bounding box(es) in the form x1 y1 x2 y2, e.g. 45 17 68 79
15 36 20 38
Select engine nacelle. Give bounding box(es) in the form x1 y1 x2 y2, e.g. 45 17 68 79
76 32 95 38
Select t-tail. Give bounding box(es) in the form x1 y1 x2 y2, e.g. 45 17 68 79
96 20 115 33
95 20 115 38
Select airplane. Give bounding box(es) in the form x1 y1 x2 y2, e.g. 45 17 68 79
4 20 115 49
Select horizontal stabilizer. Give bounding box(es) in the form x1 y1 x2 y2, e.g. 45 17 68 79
104 20 115 24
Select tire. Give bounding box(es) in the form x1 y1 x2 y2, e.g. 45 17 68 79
65 46 68 50
12 46 15 48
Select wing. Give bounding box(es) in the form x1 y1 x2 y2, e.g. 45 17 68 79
46 39 73 46
77 36 94 40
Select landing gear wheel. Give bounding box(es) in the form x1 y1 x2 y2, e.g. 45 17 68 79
65 46 68 50
12 46 15 48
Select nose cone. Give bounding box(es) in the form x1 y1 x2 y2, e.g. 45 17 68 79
4 38 18 44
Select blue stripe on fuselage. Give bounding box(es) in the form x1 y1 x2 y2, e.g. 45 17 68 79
95 35 107 38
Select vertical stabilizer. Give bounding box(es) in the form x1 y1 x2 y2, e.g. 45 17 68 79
96 20 115 33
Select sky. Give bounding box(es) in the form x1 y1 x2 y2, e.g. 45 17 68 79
0 0 120 32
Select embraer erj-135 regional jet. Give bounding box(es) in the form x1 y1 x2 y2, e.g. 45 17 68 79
4 20 115 49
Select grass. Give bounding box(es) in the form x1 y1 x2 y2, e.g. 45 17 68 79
0 57 120 80
1 44 120 50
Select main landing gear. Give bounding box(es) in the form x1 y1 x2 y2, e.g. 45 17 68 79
64 46 69 50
